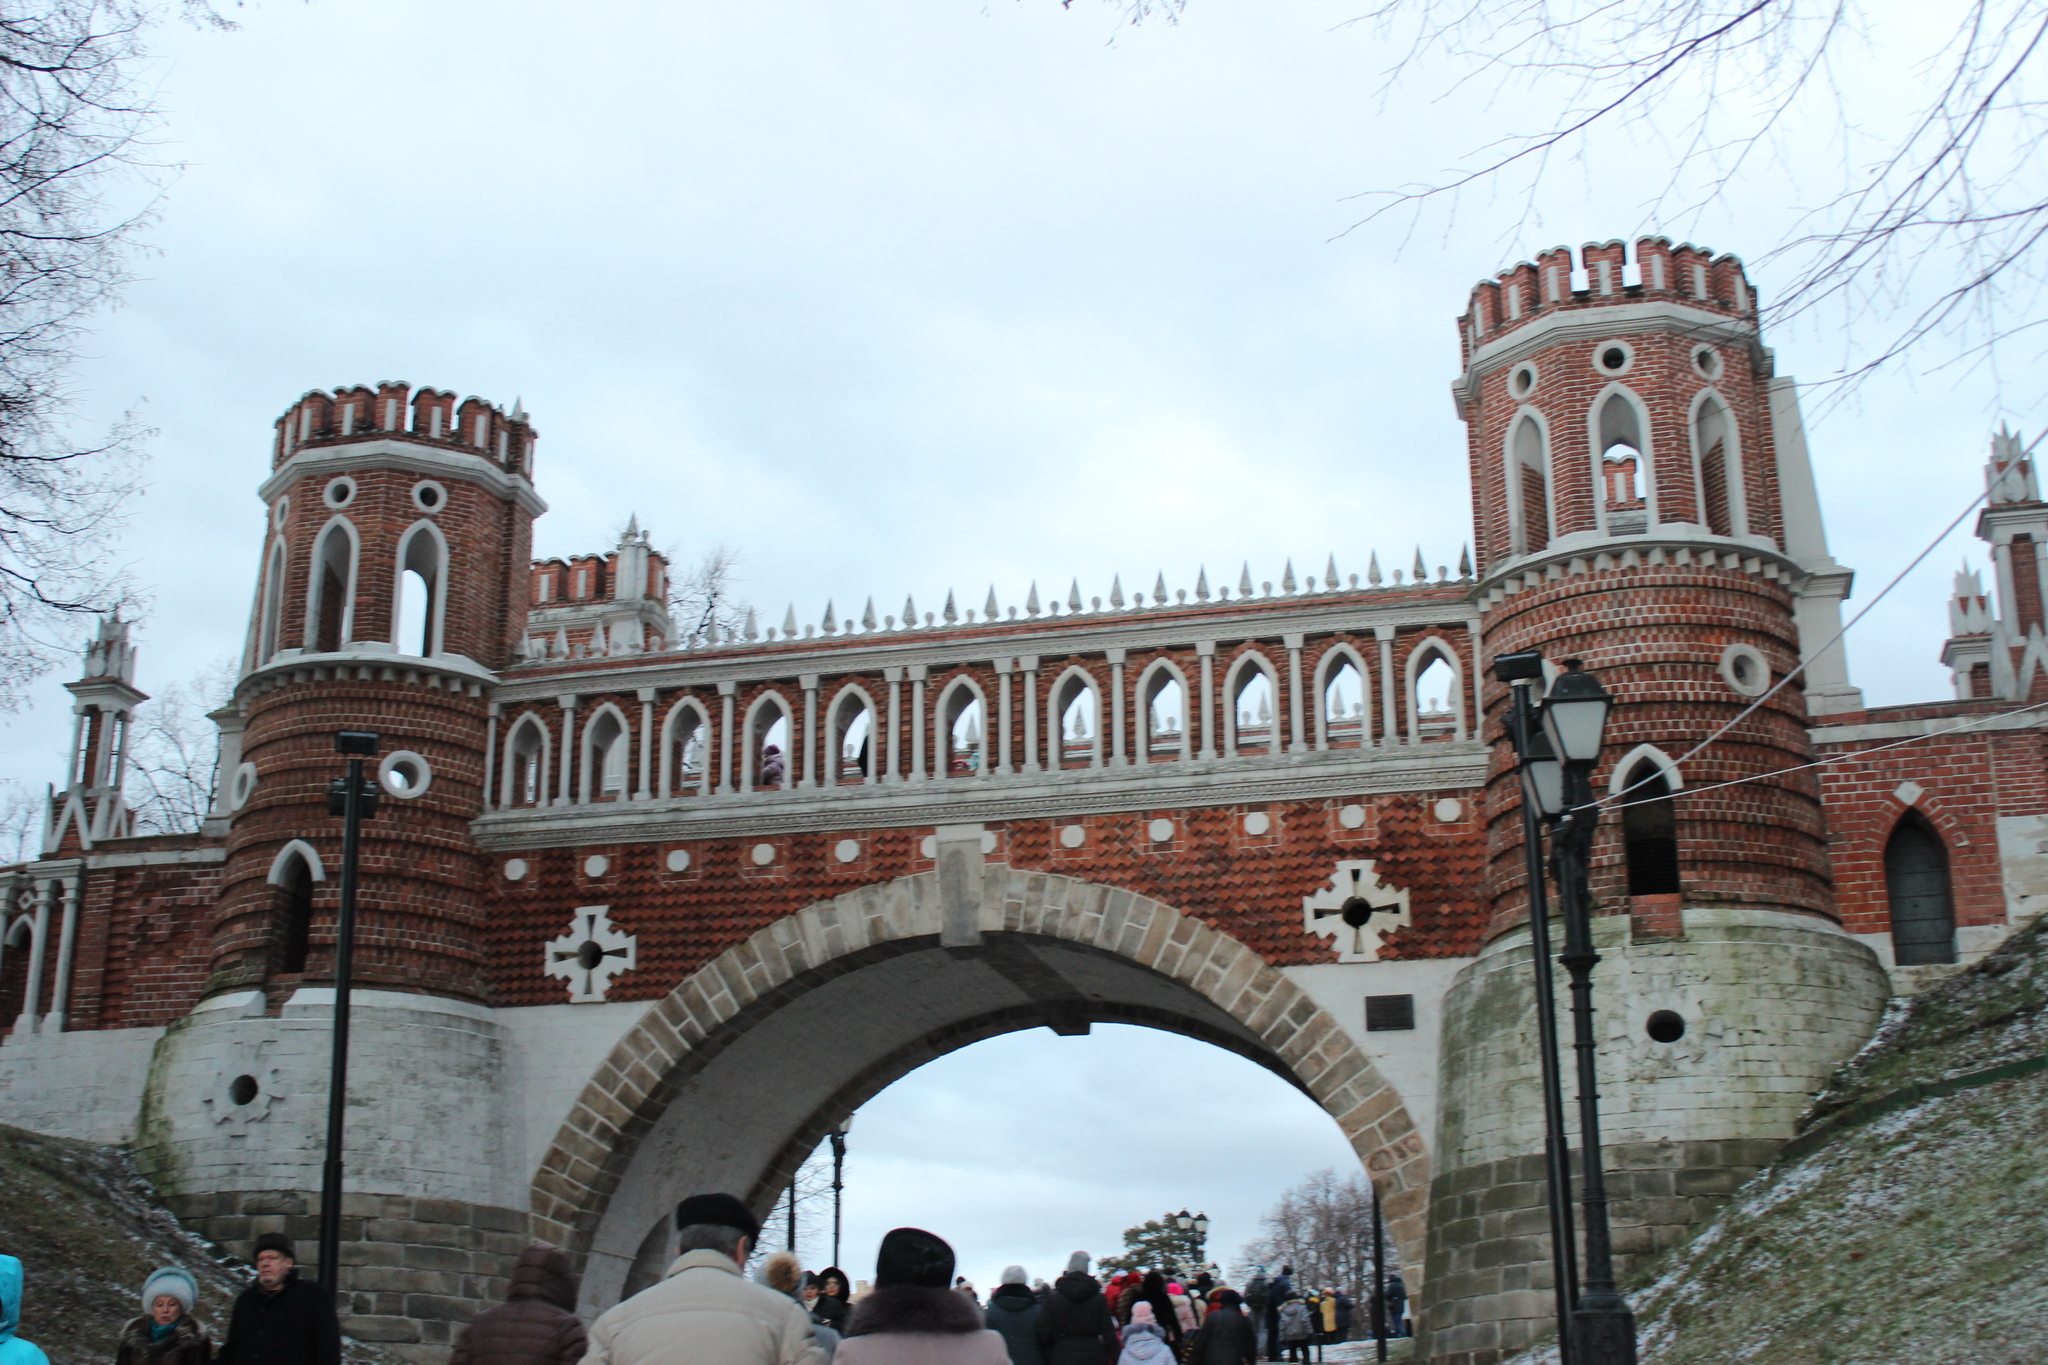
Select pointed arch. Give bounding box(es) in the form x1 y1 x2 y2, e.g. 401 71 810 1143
740 689 795 790
1222 649 1281 757
1312 642 1373 750
1885 811 1957 966
255 537 287 666
1589 383 1656 533
1689 388 1746 537
824 683 878 785
1046 665 1102 769
1134 657 1191 762
392 519 451 658
303 516 360 653
1503 407 1553 556
1607 743 1685 799
501 711 553 808
1614 746 1681 895
267 841 323 977
1403 636 1467 744
265 839 328 884
931 674 988 778
579 702 633 804
658 696 714 798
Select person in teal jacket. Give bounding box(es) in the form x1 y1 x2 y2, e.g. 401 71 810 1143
0 1254 52 1365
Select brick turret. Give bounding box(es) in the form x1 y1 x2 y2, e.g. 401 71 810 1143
208 385 547 1003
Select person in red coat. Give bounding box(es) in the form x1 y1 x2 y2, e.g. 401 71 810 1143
450 1242 588 1365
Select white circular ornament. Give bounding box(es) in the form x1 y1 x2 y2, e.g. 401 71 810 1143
1242 812 1271 836
666 848 691 873
1147 818 1175 842
751 842 777 866
503 858 528 882
1059 825 1087 849
834 839 862 863
1338 804 1367 830
583 854 610 878
1433 798 1464 823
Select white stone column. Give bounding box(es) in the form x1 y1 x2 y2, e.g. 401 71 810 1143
909 666 929 780
884 667 904 783
717 682 737 794
802 675 821 788
46 874 79 1032
1285 633 1306 752
1197 642 1217 759
997 659 1014 774
635 689 656 799
1465 618 1484 743
1107 649 1128 766
1376 626 1398 746
483 703 500 811
1019 656 1040 772
13 879 51 1036
557 695 578 805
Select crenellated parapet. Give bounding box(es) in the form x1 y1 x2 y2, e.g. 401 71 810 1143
272 382 537 478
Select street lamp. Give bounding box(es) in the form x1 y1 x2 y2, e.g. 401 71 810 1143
1542 661 1636 1365
317 729 380 1297
1492 650 1581 1363
829 1116 854 1268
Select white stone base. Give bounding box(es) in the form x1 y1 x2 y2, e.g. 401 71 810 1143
0 1023 165 1143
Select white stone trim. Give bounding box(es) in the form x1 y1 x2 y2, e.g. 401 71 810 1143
257 437 548 517
266 839 326 885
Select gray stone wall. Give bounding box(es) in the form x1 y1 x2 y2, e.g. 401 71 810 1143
165 1188 530 1365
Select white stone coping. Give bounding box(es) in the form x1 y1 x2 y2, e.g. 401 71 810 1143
472 743 1489 849
1474 533 1802 604
284 987 499 1024
237 648 498 700
1810 710 2048 745
84 847 228 869
257 438 548 517
1454 299 1762 406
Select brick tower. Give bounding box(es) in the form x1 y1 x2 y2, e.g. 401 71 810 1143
210 384 540 1003
1424 240 1890 1365
136 386 545 1307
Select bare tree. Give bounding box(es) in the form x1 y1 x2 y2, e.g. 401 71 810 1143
1237 1167 1397 1302
0 2 233 706
0 777 45 862
1108 0 2048 400
759 1146 837 1265
124 652 232 835
669 543 752 644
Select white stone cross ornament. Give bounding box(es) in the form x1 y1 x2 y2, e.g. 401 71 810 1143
545 905 639 1002
1302 859 1412 962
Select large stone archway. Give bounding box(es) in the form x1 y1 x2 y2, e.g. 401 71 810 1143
530 868 1431 1310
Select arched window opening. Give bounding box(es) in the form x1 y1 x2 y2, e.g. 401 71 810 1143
1598 394 1649 534
942 686 984 776
2 915 35 1024
310 524 353 653
1695 397 1734 536
751 700 790 789
506 717 547 807
1621 759 1680 895
1414 655 1458 741
396 527 443 656
833 699 873 783
277 855 315 975
1323 659 1366 748
585 710 628 802
1056 677 1098 768
1145 672 1185 760
1885 814 1957 965
1231 667 1276 755
666 708 708 796
258 542 286 663
1511 417 1550 554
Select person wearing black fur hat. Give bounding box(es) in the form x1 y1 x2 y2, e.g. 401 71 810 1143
215 1233 340 1365
835 1228 1006 1365
583 1193 823 1365
1034 1252 1115 1365
809 1267 851 1333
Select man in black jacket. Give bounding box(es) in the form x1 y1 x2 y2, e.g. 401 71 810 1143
1034 1252 1115 1365
217 1233 342 1365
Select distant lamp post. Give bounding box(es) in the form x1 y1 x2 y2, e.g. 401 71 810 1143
317 729 380 1297
829 1115 854 1268
1175 1210 1193 1271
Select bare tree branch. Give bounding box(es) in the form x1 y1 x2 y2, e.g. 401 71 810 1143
124 652 233 835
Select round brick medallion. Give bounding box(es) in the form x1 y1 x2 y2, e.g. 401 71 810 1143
503 859 528 882
1433 798 1464 823
1242 812 1271 836
834 839 861 863
1338 804 1367 829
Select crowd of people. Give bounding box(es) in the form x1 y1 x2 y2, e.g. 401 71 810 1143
0 1190 1410 1365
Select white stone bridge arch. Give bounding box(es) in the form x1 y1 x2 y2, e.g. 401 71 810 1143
528 867 1431 1314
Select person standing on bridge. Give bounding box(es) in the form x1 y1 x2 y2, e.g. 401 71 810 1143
447 1241 586 1365
580 1193 823 1365
215 1234 340 1365
833 1227 1006 1364
1034 1253 1114 1365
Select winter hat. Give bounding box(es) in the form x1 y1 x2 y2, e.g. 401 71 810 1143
673 1192 760 1241
1167 1283 1184 1295
1066 1251 1090 1275
1130 1302 1157 1325
251 1233 296 1261
141 1267 198 1315
874 1227 954 1289
1001 1265 1028 1286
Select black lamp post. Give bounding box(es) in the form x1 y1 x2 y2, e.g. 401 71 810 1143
829 1116 853 1267
1540 660 1637 1365
317 730 380 1298
1492 650 1581 1363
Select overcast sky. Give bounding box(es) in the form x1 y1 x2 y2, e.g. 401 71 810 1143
4 0 2034 1284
